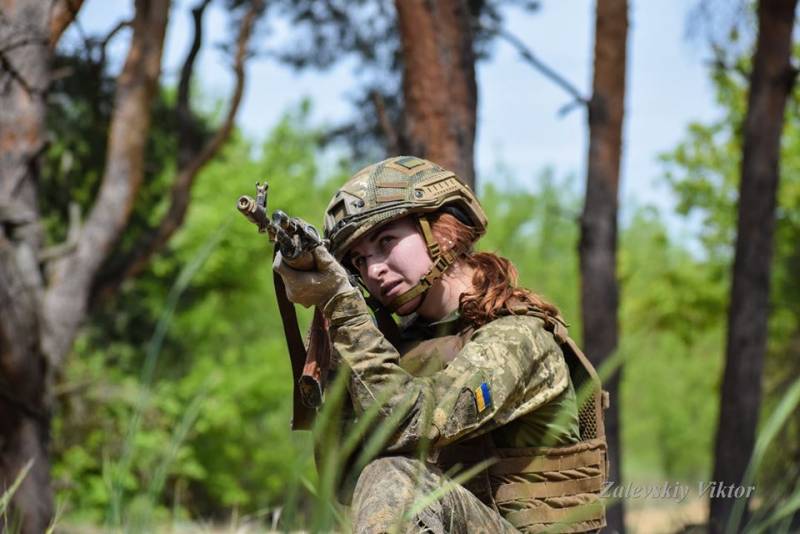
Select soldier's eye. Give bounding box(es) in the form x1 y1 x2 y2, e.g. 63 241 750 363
351 255 365 270
379 235 394 249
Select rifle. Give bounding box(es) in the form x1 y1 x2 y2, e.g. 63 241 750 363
237 182 329 430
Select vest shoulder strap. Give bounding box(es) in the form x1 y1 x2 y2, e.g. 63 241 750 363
503 302 609 440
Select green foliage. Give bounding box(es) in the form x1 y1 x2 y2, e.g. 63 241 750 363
658 43 800 500
618 209 726 481
52 107 346 525
51 111 747 526
42 51 189 248
50 44 800 530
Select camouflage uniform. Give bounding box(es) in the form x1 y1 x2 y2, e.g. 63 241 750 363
323 290 586 533
274 156 607 532
352 455 516 534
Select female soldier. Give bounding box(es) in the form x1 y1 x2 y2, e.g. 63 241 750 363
274 156 607 533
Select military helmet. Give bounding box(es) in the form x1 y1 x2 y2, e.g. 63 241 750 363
323 156 488 313
323 156 488 261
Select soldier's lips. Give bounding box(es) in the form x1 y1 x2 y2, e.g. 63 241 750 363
381 280 403 299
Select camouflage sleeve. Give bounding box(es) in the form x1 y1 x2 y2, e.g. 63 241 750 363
323 289 570 452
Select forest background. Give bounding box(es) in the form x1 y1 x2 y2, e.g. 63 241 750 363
0 0 799 533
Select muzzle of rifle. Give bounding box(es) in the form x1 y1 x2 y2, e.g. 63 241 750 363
237 195 269 233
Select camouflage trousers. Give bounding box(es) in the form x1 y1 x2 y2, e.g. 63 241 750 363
351 456 519 534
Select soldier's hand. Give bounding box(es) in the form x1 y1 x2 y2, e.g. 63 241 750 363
273 245 354 308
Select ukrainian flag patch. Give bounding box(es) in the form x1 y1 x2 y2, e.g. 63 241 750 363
474 382 493 413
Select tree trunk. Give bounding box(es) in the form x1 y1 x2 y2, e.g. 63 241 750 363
709 0 798 532
48 0 86 49
579 1 628 533
0 1 59 530
0 0 169 530
0 246 51 534
394 0 477 188
42 0 170 370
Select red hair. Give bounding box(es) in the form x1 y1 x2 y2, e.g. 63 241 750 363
428 212 560 328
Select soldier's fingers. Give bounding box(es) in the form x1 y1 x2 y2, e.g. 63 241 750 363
274 227 294 250
273 251 301 279
313 245 336 269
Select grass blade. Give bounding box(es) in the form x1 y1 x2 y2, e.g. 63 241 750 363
0 459 33 515
107 220 230 527
727 375 800 533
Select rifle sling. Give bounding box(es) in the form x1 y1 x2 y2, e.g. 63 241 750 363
272 259 316 430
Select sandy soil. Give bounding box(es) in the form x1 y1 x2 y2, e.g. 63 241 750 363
625 497 708 534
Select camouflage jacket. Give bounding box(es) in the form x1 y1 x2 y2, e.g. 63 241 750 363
322 289 580 454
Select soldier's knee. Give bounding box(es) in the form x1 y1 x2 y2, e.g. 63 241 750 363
358 455 419 488
352 457 425 533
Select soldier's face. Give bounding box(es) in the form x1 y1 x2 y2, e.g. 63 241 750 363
348 217 433 315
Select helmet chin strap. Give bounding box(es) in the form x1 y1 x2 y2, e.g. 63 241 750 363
387 216 467 314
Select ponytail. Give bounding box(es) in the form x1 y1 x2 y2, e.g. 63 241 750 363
429 212 560 328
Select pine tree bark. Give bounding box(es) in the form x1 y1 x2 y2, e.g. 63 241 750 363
0 0 169 530
1 2 65 530
394 0 477 188
709 0 798 532
579 0 628 532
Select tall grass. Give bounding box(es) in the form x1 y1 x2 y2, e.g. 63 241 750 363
106 220 229 531
0 459 33 532
730 376 800 534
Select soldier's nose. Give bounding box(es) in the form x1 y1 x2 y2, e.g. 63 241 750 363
368 261 388 281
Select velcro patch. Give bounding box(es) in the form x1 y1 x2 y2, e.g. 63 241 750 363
375 190 406 202
395 156 425 169
474 382 493 413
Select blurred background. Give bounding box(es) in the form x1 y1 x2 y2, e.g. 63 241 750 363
0 0 798 532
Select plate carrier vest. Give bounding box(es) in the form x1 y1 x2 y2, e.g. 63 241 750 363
398 302 610 533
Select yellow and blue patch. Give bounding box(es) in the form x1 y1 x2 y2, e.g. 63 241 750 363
474 382 493 413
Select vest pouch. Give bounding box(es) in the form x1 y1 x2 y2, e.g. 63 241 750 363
490 437 607 533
